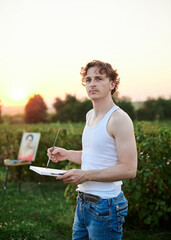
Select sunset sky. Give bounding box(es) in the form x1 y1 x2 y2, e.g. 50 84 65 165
0 0 171 109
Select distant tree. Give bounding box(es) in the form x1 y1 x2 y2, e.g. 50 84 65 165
53 97 65 115
25 94 47 123
136 98 158 121
157 97 171 120
53 94 78 122
53 94 92 122
62 95 79 122
136 97 171 121
76 99 92 122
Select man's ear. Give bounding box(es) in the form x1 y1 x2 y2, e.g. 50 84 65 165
110 81 115 91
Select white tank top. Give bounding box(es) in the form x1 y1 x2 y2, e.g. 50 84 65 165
77 105 122 199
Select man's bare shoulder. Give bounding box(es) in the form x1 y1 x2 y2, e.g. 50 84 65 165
109 108 134 135
86 109 93 121
112 108 132 122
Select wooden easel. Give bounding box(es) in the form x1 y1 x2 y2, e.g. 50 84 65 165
2 133 45 201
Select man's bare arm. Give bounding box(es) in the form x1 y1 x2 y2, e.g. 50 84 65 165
47 147 82 165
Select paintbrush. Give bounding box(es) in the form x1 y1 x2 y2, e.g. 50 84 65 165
46 129 60 168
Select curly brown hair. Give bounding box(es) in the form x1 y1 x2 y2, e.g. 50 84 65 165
80 60 120 95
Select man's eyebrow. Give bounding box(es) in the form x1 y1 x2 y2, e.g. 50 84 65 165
85 76 91 80
95 75 103 77
85 75 103 79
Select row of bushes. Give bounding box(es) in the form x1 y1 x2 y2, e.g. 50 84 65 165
64 122 171 228
0 122 171 228
124 122 171 228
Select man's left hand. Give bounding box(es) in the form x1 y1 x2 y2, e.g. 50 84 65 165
56 169 87 185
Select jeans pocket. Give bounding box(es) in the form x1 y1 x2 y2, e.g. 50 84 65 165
88 203 110 220
115 201 128 232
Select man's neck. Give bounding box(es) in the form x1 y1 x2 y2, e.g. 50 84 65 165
92 98 115 117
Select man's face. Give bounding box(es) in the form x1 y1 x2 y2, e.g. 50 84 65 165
85 67 115 100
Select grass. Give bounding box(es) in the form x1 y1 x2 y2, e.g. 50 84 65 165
0 181 74 240
0 179 171 240
123 229 171 240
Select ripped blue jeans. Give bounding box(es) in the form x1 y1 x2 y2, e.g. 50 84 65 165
72 191 128 240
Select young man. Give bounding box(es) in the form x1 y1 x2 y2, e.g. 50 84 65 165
47 60 137 240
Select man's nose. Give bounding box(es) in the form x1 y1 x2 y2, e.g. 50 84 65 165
90 79 96 87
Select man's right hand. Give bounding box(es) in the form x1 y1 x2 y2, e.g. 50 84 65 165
47 147 68 163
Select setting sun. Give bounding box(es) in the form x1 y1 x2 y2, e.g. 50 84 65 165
11 88 28 101
2 87 31 106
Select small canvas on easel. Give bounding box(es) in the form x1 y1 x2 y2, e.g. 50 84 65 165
18 133 41 161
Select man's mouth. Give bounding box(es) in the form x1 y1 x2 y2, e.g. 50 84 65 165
89 90 98 94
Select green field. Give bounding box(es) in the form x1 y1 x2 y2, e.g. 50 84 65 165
0 179 171 240
0 121 171 239
0 180 74 240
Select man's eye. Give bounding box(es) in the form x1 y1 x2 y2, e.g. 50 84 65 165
86 79 91 82
96 77 102 80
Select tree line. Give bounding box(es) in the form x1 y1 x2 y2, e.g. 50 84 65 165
1 94 171 123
